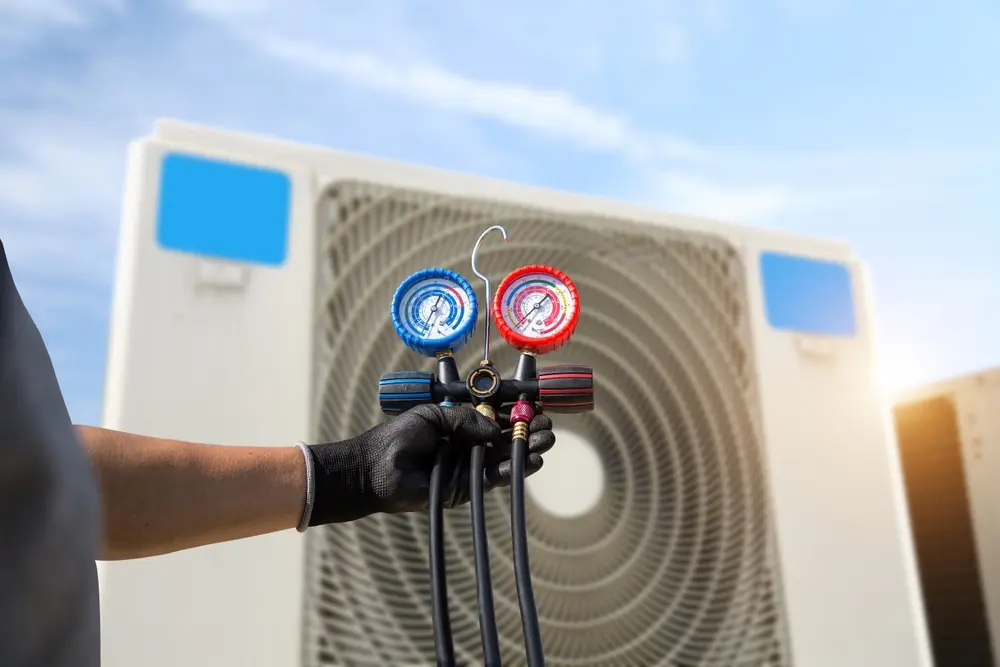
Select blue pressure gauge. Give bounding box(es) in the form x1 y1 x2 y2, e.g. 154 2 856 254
390 268 478 357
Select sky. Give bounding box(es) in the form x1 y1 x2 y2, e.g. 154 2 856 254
0 0 997 426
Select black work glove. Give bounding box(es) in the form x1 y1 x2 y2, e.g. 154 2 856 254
307 403 555 525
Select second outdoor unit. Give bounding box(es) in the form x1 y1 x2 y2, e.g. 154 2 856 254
894 367 1000 667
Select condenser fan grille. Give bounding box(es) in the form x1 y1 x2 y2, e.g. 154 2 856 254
302 181 789 666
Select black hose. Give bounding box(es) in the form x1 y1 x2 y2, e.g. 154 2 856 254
510 436 545 666
429 446 456 667
470 442 502 666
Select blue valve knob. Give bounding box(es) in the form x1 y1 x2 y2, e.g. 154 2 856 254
378 370 436 415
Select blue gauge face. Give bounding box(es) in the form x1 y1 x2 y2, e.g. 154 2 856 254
390 268 478 356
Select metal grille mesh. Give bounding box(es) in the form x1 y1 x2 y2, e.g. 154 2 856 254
302 181 789 666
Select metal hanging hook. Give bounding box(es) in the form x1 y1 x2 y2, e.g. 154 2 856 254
471 225 508 362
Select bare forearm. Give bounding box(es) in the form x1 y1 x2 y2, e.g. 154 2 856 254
76 426 306 560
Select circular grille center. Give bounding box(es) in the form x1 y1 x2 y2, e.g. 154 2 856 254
527 429 605 519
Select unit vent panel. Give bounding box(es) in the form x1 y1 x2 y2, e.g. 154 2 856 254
303 181 788 667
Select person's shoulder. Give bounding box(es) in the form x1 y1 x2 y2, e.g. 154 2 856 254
0 236 16 293
0 236 9 270
0 237 21 346
0 235 104 667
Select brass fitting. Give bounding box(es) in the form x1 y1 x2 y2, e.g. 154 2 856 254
512 421 530 441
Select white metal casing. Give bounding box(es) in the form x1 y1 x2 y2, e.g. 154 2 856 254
893 368 1000 665
97 119 933 667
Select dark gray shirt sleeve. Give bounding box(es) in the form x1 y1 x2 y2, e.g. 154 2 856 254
0 239 102 667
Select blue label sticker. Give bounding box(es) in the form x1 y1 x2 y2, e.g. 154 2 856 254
760 251 857 337
156 152 291 266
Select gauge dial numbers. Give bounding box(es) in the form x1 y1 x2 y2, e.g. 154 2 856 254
390 268 478 357
492 264 580 355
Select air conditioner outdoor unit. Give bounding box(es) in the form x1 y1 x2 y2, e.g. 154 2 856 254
893 367 1000 667
97 118 932 667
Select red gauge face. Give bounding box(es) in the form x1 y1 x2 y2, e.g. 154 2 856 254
492 265 580 354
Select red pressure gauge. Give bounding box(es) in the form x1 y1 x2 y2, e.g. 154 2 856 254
492 264 580 355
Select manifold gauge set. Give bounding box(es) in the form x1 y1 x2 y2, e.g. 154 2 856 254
377 226 596 667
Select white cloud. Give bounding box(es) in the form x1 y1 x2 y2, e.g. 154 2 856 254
0 116 126 222
0 0 124 50
654 171 795 223
182 0 271 17
181 0 694 70
0 85 144 288
0 0 84 25
254 34 641 155
181 0 707 162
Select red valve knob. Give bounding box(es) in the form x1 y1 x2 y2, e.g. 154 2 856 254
537 365 594 413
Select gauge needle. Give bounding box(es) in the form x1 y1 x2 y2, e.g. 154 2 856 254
515 293 549 329
424 295 443 338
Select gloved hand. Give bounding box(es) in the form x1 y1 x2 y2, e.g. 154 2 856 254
306 403 555 525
